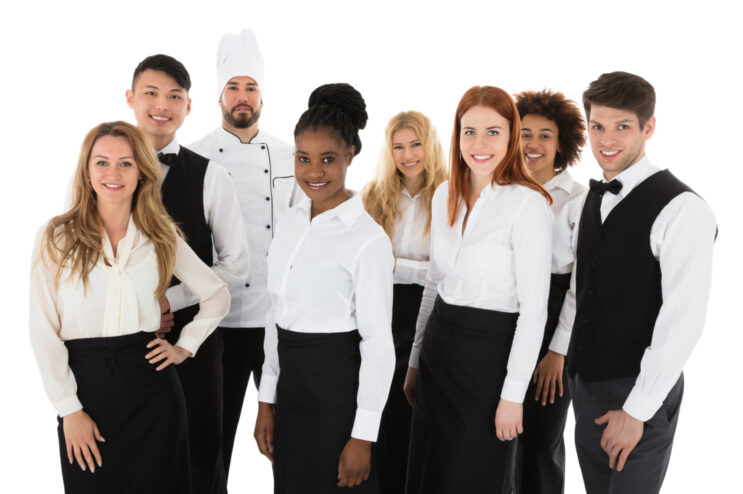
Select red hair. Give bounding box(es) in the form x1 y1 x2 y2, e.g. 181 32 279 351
448 86 552 226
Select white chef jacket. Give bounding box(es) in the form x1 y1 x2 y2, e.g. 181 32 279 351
549 156 716 421
391 188 431 286
410 181 553 403
29 217 230 417
189 128 300 328
258 194 395 442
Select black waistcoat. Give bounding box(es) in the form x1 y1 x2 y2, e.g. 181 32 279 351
567 169 692 382
160 147 213 326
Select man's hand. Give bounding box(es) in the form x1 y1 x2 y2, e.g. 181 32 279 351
533 350 564 406
156 296 174 338
595 409 644 472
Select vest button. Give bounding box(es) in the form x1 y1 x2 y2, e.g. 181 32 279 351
588 289 595 296
584 317 591 324
591 261 598 268
598 234 605 240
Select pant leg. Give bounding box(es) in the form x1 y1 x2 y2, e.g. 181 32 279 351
221 327 265 478
518 365 571 494
172 329 227 494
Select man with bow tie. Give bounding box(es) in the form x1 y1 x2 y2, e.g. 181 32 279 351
126 54 249 494
547 71 716 494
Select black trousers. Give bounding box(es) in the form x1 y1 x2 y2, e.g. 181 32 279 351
377 284 423 494
58 332 190 494
570 374 684 494
406 297 518 494
273 327 379 493
168 309 265 494
516 273 572 494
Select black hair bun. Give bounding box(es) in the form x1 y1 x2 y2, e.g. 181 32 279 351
308 83 368 131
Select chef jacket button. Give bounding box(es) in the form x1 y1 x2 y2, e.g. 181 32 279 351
219 148 223 152
265 197 270 201
264 169 269 174
261 145 266 150
245 282 250 288
266 225 271 229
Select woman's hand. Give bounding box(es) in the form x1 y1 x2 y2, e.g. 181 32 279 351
156 296 174 338
254 402 275 463
145 337 191 370
533 350 564 406
63 410 105 473
337 437 371 487
494 398 523 442
403 366 419 406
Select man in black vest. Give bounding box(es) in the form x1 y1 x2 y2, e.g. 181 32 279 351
546 72 716 493
126 54 250 494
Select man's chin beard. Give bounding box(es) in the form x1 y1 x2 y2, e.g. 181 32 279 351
223 108 260 129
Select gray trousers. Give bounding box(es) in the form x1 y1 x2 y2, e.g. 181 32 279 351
570 374 684 494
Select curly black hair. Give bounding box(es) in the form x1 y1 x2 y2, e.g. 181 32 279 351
515 89 586 172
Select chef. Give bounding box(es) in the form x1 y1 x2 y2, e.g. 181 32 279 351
188 28 299 485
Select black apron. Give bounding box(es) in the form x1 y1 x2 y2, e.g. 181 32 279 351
273 327 379 493
406 296 518 494
58 331 191 494
377 283 423 494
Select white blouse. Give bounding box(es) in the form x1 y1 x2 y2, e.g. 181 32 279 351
29 217 230 417
391 188 431 286
409 181 553 404
258 194 395 442
544 170 587 274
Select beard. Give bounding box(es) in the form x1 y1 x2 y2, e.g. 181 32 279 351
222 103 261 129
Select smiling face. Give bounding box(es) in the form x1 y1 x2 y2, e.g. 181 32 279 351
295 127 353 217
391 127 425 184
88 135 142 213
459 105 510 191
220 76 262 131
521 113 560 185
587 105 655 180
126 69 191 150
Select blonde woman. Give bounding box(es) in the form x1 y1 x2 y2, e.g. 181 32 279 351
29 121 230 494
362 111 447 494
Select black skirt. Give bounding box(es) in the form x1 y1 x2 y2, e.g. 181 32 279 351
57 331 191 494
273 327 379 493
406 296 518 494
377 283 423 494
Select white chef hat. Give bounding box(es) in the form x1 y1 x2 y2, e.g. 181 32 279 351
217 28 264 98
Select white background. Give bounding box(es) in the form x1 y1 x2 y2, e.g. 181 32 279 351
2 0 741 492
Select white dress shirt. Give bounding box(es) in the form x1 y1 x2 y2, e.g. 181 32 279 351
544 170 587 274
257 194 395 442
29 217 231 417
391 188 430 286
189 128 301 328
410 181 553 403
549 156 716 421
156 139 250 313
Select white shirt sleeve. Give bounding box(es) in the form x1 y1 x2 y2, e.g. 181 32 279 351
171 237 231 356
28 227 84 417
351 234 396 441
623 193 716 421
257 301 279 404
501 193 552 403
165 162 250 312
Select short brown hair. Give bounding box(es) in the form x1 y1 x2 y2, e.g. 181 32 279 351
583 71 655 128
516 89 586 172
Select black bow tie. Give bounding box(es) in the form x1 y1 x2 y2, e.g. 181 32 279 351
157 152 179 168
589 179 622 195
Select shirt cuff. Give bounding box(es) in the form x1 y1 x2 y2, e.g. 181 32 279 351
175 334 200 357
408 346 421 369
500 376 529 403
548 328 571 355
623 385 663 422
351 408 382 442
394 258 428 285
258 374 278 404
55 395 84 417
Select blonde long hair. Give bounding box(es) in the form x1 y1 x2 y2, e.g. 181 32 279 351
362 111 447 238
42 121 179 297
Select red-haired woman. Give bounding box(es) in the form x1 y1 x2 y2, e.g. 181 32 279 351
403 86 553 493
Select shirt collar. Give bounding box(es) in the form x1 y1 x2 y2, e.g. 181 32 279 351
298 192 364 228
605 155 659 198
544 170 575 194
102 215 138 265
218 126 263 145
156 138 180 155
401 185 422 200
